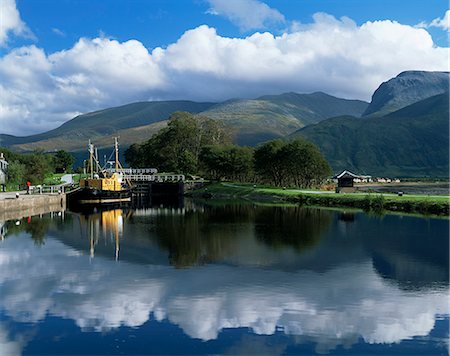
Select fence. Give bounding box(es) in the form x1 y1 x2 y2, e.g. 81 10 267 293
29 184 69 195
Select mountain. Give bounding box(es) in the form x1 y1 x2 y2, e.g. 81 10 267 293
202 92 368 145
291 93 449 177
363 71 449 117
1 92 368 151
0 101 215 151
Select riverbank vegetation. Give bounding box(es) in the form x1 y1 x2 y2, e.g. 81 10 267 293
188 182 449 216
1 148 74 188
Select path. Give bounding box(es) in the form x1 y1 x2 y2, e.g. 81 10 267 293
0 191 27 200
61 174 74 184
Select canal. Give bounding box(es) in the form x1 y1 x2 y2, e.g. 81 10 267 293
0 200 448 355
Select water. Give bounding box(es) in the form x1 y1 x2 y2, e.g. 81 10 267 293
0 201 448 355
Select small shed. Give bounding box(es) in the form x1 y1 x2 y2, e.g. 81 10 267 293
333 170 369 193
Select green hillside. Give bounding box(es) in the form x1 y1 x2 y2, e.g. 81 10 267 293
1 92 368 151
0 101 214 149
202 92 368 145
291 93 449 177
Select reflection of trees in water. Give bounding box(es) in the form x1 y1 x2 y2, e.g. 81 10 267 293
254 207 332 252
151 204 332 267
153 205 255 267
3 213 70 246
26 218 51 245
4 216 51 245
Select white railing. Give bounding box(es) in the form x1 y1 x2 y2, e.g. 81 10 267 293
105 168 158 175
127 174 185 182
29 184 67 195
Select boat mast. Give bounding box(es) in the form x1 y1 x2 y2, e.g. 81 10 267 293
115 137 119 173
89 140 94 179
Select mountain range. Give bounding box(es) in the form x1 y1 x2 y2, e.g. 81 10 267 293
0 70 448 177
292 93 449 177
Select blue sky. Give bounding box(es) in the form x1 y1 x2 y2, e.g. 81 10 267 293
8 0 449 52
0 0 448 135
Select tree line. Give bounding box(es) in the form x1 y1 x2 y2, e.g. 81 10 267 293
1 148 74 187
125 112 331 188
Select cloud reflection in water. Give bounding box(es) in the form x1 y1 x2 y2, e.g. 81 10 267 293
0 230 448 352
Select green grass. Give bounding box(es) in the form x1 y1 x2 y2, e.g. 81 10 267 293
43 173 65 185
191 182 449 216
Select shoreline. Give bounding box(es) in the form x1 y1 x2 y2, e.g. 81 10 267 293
187 183 450 217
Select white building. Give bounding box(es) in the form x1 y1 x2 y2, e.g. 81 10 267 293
0 153 8 186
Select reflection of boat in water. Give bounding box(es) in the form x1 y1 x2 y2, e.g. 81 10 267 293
68 138 132 205
81 207 125 261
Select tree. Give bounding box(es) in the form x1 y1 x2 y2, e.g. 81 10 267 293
254 139 331 188
6 160 26 186
254 140 285 186
280 139 331 188
23 151 54 184
125 112 232 174
53 150 74 173
124 143 143 168
200 145 254 181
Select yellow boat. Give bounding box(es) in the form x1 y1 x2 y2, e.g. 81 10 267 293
69 138 132 204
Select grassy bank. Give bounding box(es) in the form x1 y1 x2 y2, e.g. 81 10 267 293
188 182 450 216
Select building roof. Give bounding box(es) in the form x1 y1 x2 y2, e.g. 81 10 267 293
333 170 371 179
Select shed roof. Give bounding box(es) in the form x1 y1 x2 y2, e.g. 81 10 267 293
333 170 371 179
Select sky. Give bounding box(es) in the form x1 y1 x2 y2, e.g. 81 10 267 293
0 0 448 136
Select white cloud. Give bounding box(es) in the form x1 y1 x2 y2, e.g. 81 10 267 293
417 10 450 31
0 13 448 136
0 0 33 46
0 232 448 352
0 326 23 356
52 28 66 37
206 0 285 31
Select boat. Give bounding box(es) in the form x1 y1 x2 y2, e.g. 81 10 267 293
68 138 132 205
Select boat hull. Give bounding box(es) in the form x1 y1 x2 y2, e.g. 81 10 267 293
68 187 131 205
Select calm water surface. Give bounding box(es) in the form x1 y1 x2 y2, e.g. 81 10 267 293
0 201 448 355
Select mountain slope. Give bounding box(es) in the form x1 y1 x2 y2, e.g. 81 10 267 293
291 93 449 177
0 101 215 149
202 92 368 145
363 71 449 117
1 92 368 151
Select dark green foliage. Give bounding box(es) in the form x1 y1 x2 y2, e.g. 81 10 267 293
53 150 74 173
253 139 285 186
362 194 385 213
124 143 144 168
292 93 449 177
6 160 26 186
1 147 59 186
199 145 254 182
280 140 332 188
23 151 54 184
125 112 232 174
254 139 332 188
